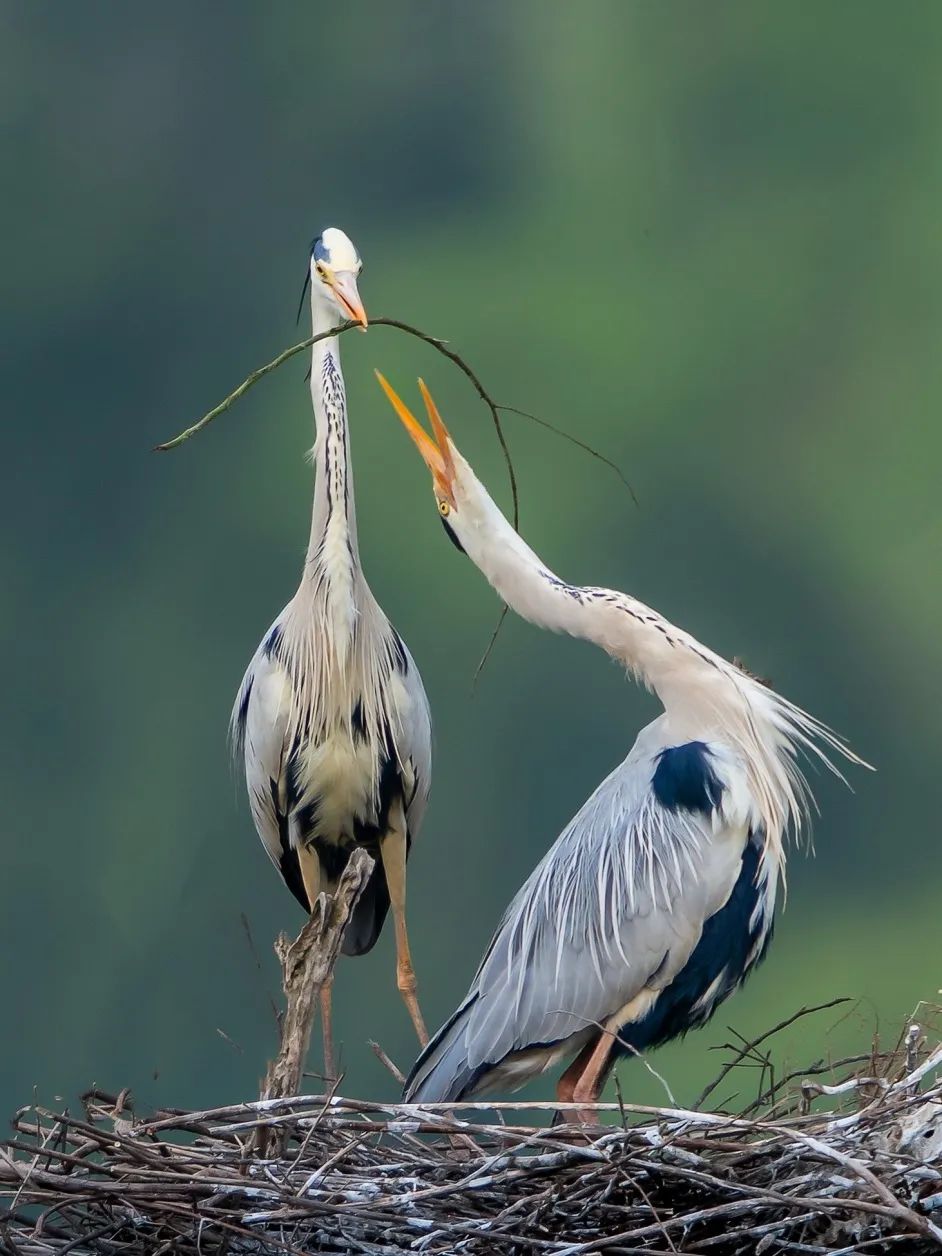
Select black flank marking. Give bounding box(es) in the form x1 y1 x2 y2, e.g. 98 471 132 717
270 778 289 857
613 839 773 1059
284 749 305 812
279 850 309 912
293 798 321 842
235 676 253 740
652 741 724 815
352 748 401 849
311 836 350 883
263 623 282 659
269 778 308 912
351 698 366 740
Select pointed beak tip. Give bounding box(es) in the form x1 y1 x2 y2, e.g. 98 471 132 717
330 271 367 330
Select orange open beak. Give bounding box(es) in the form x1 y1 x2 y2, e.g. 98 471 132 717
375 372 456 504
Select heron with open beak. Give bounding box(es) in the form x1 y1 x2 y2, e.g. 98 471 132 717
377 374 863 1120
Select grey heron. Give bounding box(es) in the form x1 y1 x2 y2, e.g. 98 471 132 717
230 232 432 1075
376 374 864 1121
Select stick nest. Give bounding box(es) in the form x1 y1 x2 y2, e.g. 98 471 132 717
3 1013 941 1256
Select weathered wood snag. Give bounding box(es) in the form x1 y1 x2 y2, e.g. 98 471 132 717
259 847 374 1137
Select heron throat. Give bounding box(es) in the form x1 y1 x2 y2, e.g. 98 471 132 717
303 308 361 666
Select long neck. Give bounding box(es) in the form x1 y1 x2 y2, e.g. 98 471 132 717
462 487 712 716
456 468 856 851
439 460 863 912
301 300 361 651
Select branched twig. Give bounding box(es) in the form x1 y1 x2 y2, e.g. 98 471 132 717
155 316 638 529
497 403 639 507
156 317 638 681
153 317 521 530
2 1000 939 1253
695 998 852 1112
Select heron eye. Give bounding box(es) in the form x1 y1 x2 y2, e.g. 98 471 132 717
315 262 327 279
438 499 450 517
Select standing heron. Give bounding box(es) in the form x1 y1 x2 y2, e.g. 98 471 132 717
231 231 432 1075
376 374 864 1120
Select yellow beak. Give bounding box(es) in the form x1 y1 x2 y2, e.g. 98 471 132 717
375 372 456 503
329 270 368 329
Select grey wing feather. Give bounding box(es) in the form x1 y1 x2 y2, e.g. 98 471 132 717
408 729 749 1099
230 611 293 878
395 639 432 840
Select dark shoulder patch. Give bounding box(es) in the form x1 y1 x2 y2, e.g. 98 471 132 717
351 698 366 740
652 741 723 815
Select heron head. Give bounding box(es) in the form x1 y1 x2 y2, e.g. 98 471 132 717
375 373 461 520
304 227 367 328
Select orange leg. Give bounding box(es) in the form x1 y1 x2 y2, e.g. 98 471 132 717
570 1031 618 1125
556 1037 600 1107
297 843 322 915
380 802 428 1046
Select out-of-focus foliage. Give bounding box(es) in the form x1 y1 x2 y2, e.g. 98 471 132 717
1 1 938 1118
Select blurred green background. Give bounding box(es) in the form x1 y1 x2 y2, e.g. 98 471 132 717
2 1 939 1120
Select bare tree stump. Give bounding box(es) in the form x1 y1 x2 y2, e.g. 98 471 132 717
259 849 374 1119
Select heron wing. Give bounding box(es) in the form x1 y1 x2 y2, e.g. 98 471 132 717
231 616 294 881
459 730 751 1075
395 637 433 841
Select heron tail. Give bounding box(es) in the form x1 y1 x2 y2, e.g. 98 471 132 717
402 993 483 1103
341 859 391 957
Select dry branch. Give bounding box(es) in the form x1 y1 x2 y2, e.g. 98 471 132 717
155 316 637 681
260 847 374 1107
2 1008 941 1254
153 315 637 528
152 316 521 530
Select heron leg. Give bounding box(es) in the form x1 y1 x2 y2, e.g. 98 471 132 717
380 805 428 1046
570 1030 617 1125
556 1037 600 1106
297 843 322 914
